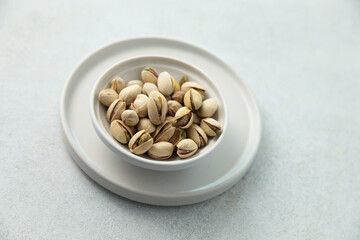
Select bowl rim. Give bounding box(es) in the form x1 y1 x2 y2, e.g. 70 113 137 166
90 55 229 169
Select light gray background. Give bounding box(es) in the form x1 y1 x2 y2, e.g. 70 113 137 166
1 0 359 239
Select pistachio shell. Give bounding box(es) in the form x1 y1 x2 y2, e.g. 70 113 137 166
110 77 125 94
174 107 193 129
200 118 222 137
167 100 182 117
98 89 119 107
197 98 218 118
171 76 180 92
186 124 208 147
169 128 186 145
121 110 139 126
110 120 133 144
128 130 154 155
157 71 174 96
142 83 159 96
179 75 189 86
148 142 174 160
184 89 203 111
126 80 144 88
137 118 156 134
152 121 176 143
148 91 168 125
129 94 149 118
181 82 206 99
171 91 185 104
176 139 198 158
192 112 201 124
165 116 177 126
106 99 126 122
141 67 158 84
118 85 142 105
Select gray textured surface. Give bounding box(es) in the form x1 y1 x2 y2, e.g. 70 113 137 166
1 0 359 239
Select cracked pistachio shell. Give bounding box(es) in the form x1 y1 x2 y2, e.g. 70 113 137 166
192 113 201 124
110 120 133 144
127 80 144 88
118 85 142 105
184 89 203 111
121 110 139 126
197 98 218 118
174 107 193 129
176 139 198 158
181 82 205 99
129 94 149 118
148 91 168 125
148 142 174 160
106 99 126 122
99 89 119 107
165 116 176 126
137 118 156 134
110 76 125 94
128 130 154 155
141 67 158 84
179 75 189 86
171 76 180 92
169 128 186 145
186 124 208 147
167 100 182 117
171 91 185 104
158 71 174 96
142 83 159 96
200 118 222 137
152 121 176 143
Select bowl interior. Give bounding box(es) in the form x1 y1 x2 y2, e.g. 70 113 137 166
91 56 227 165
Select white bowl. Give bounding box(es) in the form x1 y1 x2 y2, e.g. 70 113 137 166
90 56 228 171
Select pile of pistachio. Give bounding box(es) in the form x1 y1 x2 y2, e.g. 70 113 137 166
98 67 222 160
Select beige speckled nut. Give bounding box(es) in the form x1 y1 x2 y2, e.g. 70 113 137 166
152 121 176 143
118 85 142 105
174 107 193 129
106 99 126 122
157 71 174 96
110 120 133 144
137 118 156 134
128 130 154 155
171 75 180 92
167 100 182 117
141 67 158 84
129 94 149 118
176 139 198 158
121 110 139 126
197 98 218 118
99 89 119 107
179 75 188 86
169 128 186 145
165 116 177 126
184 89 203 111
110 76 125 94
126 80 144 88
147 91 168 125
200 118 222 137
192 112 201 124
186 124 208 147
171 91 185 104
142 83 159 96
181 82 206 99
148 142 174 160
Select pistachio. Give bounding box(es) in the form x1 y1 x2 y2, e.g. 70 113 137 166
99 89 119 107
184 89 203 111
165 95 171 101
121 110 139 126
174 107 193 129
169 128 186 145
129 94 149 118
141 67 158 84
171 91 185 104
181 82 206 99
176 139 198 158
171 75 180 92
126 80 144 88
106 99 126 122
167 100 182 117
148 142 174 160
193 112 201 124
186 124 208 147
137 118 156 134
197 98 218 118
118 85 142 105
200 118 222 137
128 130 154 155
165 116 177 126
142 82 159 96
148 91 168 125
110 120 133 144
110 76 125 94
152 121 176 143
157 71 174 96
179 75 189 86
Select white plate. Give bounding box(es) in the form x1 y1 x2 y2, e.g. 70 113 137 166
60 37 261 206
